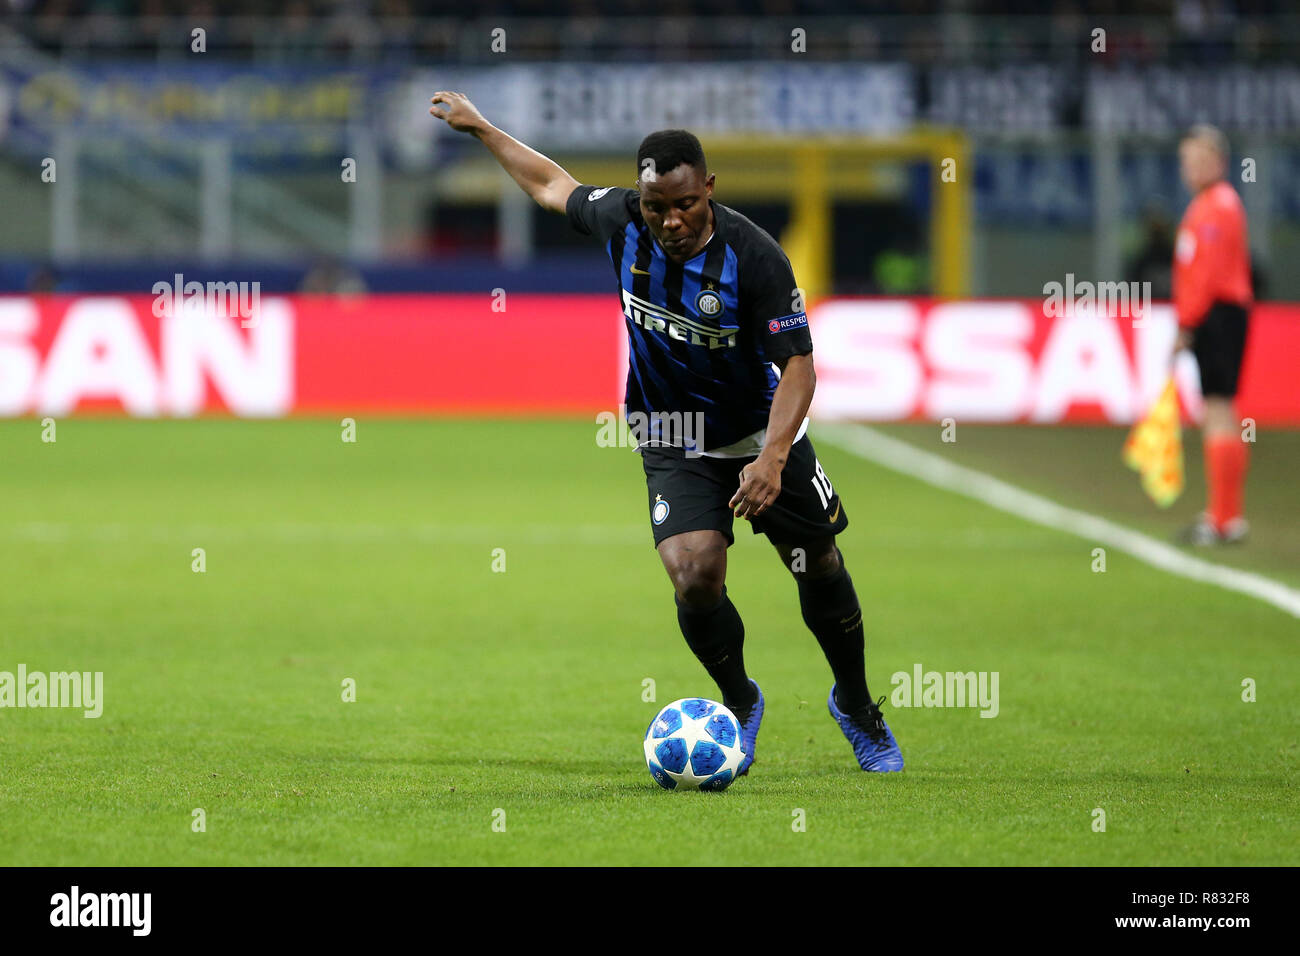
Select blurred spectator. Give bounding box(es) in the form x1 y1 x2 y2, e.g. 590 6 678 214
873 249 928 296
1125 203 1174 300
27 264 62 293
300 257 367 294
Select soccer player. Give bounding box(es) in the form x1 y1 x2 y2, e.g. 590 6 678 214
430 91 902 773
1172 125 1253 545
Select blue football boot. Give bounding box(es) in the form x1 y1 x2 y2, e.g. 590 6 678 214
828 686 904 772
727 679 764 776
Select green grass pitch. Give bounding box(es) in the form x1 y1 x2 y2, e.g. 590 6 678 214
2 418 1296 866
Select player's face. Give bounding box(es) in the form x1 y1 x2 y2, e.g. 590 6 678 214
1179 139 1222 193
637 165 715 262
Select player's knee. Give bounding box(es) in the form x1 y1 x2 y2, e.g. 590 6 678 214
676 567 725 607
781 541 841 579
1203 397 1237 435
806 545 842 579
666 555 726 607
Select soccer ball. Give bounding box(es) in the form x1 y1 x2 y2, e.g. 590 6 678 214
643 698 746 792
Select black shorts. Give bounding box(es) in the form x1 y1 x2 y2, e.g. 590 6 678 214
1191 302 1250 398
640 435 848 547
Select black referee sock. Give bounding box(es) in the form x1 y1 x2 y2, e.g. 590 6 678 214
675 587 756 709
796 550 871 713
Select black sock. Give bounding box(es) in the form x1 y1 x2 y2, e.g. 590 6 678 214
797 550 871 712
675 587 756 709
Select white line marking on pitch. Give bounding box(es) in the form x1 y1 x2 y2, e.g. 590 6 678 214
816 422 1300 620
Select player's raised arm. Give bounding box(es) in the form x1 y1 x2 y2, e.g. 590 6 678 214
430 91 579 215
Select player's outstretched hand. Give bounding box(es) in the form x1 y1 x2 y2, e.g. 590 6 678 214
430 91 488 134
730 456 782 521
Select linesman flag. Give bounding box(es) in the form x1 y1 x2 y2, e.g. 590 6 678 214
1123 377 1185 508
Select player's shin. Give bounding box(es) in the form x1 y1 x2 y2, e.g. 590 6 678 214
796 551 871 712
675 587 756 709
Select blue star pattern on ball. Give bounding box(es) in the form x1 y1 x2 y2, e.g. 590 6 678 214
644 698 746 791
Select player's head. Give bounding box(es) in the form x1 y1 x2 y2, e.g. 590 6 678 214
1179 124 1229 194
635 129 715 262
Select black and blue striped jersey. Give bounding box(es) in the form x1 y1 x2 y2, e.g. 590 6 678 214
567 184 812 454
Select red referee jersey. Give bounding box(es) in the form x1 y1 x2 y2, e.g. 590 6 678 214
1173 180 1253 328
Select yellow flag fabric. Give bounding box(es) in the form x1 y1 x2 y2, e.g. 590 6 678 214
1123 377 1185 508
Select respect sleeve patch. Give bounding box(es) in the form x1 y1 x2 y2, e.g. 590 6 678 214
766 312 809 334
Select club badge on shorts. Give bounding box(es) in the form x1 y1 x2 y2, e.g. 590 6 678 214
652 493 670 526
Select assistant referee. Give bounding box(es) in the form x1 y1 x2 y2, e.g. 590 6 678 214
1173 125 1253 546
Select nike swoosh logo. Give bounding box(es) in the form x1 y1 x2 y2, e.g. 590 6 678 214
828 501 841 523
630 266 651 276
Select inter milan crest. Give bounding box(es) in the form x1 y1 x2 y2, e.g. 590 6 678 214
695 289 723 317
652 494 671 525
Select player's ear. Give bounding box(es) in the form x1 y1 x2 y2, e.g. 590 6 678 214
705 172 715 196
